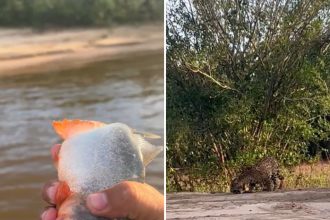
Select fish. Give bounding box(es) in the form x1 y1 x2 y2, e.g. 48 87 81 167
52 119 163 220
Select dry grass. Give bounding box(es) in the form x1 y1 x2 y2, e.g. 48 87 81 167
283 162 330 189
167 162 330 193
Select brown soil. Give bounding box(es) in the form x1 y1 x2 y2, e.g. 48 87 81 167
167 189 330 219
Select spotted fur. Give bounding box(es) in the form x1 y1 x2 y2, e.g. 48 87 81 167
230 157 284 194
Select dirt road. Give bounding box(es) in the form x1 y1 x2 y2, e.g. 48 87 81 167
167 189 330 219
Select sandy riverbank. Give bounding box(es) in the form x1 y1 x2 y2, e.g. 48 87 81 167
0 24 163 76
167 189 330 219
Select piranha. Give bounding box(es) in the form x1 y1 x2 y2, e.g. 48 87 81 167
52 119 163 220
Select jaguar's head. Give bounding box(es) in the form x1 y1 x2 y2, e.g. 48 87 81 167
230 177 244 194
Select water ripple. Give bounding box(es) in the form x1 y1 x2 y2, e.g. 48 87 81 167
0 52 164 219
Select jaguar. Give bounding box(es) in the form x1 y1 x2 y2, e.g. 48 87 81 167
230 157 284 194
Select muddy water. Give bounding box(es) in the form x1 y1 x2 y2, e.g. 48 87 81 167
0 52 164 219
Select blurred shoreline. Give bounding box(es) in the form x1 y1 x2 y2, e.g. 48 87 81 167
0 23 163 76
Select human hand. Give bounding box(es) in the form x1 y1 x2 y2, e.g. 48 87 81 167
41 144 164 220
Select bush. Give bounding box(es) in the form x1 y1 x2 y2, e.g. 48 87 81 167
167 0 330 192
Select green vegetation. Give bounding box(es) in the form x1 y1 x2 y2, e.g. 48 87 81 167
167 163 330 192
0 0 163 27
167 0 330 192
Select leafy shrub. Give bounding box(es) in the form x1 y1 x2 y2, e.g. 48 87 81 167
167 0 330 192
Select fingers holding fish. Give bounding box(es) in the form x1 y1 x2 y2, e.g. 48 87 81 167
40 207 57 220
56 194 83 220
86 181 164 220
41 180 164 220
42 181 59 205
48 120 163 219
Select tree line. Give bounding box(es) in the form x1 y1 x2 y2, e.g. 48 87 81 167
167 0 330 191
0 0 163 27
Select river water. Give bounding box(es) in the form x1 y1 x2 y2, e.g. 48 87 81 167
0 52 164 219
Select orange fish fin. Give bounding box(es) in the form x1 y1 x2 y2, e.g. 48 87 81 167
55 181 72 206
52 119 106 140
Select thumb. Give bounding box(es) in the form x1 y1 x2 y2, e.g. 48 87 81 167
86 181 164 220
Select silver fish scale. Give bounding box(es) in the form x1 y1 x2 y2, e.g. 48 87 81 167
59 123 145 195
58 123 146 219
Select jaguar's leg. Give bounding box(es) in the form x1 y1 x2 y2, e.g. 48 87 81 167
248 182 256 193
278 173 284 189
271 174 279 190
264 178 274 191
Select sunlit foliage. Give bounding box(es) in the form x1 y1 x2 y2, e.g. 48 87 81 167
167 0 330 191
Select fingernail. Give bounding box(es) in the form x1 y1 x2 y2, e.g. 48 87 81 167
41 209 54 220
41 207 57 220
87 193 109 211
41 211 47 220
47 183 58 203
